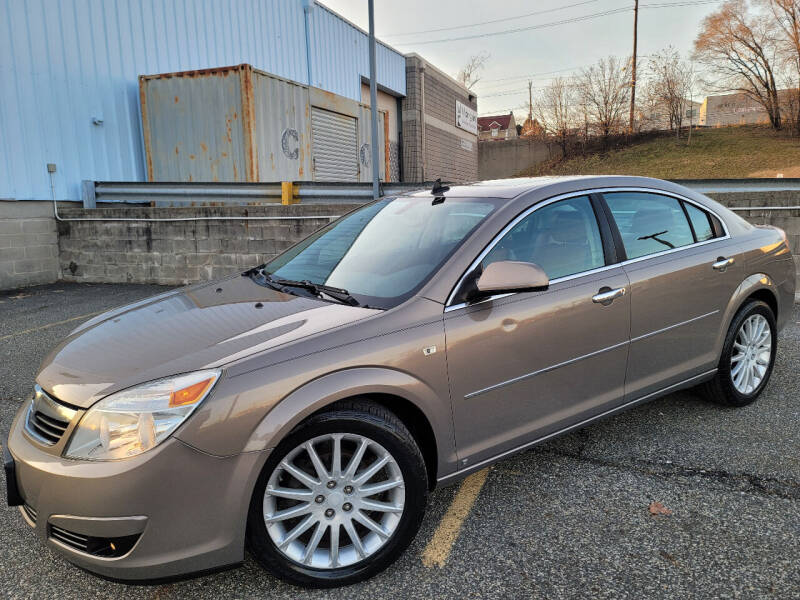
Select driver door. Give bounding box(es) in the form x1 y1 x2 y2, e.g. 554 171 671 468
444 195 631 467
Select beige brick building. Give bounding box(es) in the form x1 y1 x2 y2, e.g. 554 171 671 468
401 53 479 183
699 92 776 127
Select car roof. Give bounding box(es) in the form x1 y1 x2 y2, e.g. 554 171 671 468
404 175 683 200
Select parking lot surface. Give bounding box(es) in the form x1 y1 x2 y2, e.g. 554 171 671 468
1 282 798 599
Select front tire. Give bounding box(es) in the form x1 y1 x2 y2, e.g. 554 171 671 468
246 400 428 588
701 299 777 407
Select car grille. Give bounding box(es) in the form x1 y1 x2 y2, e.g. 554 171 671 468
28 410 70 444
50 525 90 551
49 524 140 558
22 504 37 525
25 386 78 446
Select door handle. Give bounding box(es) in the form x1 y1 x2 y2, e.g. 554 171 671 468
592 287 626 305
712 256 734 271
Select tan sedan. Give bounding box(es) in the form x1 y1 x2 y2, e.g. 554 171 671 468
4 176 795 587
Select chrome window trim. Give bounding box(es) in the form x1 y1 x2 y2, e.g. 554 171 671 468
444 186 731 312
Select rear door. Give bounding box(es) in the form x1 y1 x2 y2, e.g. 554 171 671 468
445 194 631 467
600 190 744 399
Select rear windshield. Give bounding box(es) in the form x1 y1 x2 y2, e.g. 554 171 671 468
264 196 500 308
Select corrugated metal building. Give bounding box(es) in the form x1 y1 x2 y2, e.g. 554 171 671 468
0 0 406 201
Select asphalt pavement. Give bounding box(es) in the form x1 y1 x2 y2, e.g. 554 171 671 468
1 282 798 599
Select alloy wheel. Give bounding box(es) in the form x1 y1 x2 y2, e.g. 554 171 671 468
730 313 772 395
262 433 405 569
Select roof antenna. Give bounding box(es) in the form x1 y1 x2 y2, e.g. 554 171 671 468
431 178 449 204
431 178 450 195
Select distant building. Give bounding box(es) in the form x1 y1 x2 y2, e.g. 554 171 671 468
641 100 702 131
699 92 780 127
478 113 517 141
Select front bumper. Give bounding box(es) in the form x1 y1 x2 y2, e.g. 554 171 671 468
5 404 269 581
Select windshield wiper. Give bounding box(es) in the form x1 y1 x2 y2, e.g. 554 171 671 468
267 276 362 307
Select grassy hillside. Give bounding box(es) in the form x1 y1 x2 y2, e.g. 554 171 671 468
520 126 800 179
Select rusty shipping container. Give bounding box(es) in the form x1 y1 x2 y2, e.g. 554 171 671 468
139 64 386 184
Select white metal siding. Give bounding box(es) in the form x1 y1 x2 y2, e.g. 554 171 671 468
311 108 358 182
0 0 405 201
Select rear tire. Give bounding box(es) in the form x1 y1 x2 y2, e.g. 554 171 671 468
246 400 428 588
700 300 777 407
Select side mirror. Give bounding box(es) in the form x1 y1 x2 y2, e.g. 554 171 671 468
473 261 549 299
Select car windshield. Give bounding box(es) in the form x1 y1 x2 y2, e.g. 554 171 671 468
262 196 500 309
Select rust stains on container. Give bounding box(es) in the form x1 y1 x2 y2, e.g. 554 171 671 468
139 63 385 185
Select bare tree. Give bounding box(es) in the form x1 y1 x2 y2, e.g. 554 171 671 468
647 47 696 137
534 77 575 155
693 0 782 129
578 56 631 144
762 0 800 133
456 52 490 90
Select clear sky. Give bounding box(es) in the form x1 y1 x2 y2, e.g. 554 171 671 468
319 0 722 119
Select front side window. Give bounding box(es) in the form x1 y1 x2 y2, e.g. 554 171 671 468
604 192 695 259
482 195 605 280
264 197 499 308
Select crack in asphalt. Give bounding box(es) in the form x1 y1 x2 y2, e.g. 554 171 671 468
540 447 800 501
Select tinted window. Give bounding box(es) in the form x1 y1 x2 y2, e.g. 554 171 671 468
684 202 715 242
604 192 695 259
482 196 605 280
264 197 498 308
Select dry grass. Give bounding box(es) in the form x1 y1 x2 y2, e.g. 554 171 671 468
520 126 800 179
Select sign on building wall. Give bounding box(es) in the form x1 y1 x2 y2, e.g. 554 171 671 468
455 100 477 135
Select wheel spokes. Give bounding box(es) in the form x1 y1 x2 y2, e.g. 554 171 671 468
305 441 330 481
264 433 406 570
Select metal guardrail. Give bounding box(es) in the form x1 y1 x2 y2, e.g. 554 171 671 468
82 178 800 209
673 178 800 194
82 180 434 208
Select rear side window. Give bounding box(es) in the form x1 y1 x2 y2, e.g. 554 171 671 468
482 195 605 280
604 192 695 260
683 202 715 242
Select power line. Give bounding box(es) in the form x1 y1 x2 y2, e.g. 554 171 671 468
381 0 602 39
388 0 721 47
392 7 632 46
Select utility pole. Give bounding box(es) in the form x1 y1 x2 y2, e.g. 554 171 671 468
629 0 638 134
528 80 533 121
368 0 380 200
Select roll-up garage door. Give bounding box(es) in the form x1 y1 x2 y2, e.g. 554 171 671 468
311 107 359 181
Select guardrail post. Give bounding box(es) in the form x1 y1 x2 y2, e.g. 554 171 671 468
281 181 298 205
81 180 96 208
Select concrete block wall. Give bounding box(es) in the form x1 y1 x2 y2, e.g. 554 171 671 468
0 201 60 289
478 138 563 180
401 54 478 183
55 204 358 286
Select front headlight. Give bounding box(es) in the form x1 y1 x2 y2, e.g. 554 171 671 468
64 370 221 460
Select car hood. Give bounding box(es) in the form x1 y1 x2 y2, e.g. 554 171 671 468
36 276 380 408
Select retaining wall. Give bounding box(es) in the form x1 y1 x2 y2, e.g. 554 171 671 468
478 138 561 180
1 191 798 292
55 204 356 286
0 201 60 290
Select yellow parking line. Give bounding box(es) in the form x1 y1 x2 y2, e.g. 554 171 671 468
421 467 490 568
0 311 104 342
